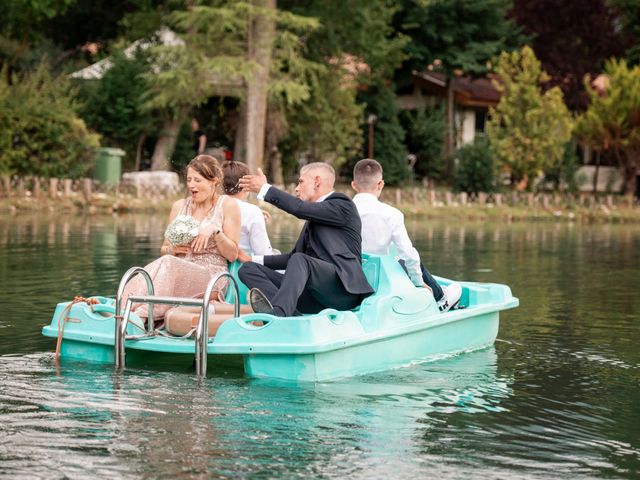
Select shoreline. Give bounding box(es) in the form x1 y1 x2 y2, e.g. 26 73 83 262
2 192 640 224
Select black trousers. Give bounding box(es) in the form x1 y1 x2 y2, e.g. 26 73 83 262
398 260 444 301
238 253 362 317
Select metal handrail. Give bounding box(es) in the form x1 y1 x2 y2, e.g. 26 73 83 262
195 272 240 377
115 267 154 368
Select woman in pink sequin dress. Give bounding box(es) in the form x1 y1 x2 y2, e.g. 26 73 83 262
124 155 241 321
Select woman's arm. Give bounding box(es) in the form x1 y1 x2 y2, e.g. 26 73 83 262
160 199 187 256
215 199 241 262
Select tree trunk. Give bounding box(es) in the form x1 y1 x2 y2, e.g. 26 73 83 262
612 147 638 195
1 175 10 198
593 150 600 193
623 157 638 196
135 133 147 171
151 113 185 171
234 102 247 163
444 75 455 179
244 0 276 173
265 102 286 185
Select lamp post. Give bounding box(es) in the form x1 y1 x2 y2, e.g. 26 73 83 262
367 114 377 159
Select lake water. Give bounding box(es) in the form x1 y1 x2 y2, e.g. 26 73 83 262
1 212 639 479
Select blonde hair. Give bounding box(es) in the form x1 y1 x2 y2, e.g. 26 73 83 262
186 155 223 183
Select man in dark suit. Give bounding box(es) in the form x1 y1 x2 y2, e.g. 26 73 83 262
237 162 374 317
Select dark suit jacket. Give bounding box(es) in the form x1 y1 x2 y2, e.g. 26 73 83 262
262 188 374 296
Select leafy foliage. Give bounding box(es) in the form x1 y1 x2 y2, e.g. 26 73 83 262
510 0 633 111
0 0 74 55
143 2 321 114
358 83 410 186
395 0 523 79
0 63 100 177
400 104 446 181
612 0 640 66
282 0 407 80
576 58 640 194
281 68 363 171
77 50 158 166
453 136 496 194
542 143 579 193
486 46 574 189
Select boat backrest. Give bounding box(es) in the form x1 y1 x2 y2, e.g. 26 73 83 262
361 255 380 292
226 261 250 305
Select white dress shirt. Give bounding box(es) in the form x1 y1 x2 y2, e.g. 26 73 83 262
353 192 423 286
237 199 273 256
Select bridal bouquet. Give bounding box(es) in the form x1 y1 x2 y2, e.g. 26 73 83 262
164 215 201 246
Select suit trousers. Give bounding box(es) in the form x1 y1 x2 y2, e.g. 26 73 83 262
239 252 363 317
398 259 444 301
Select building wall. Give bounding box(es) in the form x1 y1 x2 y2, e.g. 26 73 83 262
575 165 623 193
456 109 476 148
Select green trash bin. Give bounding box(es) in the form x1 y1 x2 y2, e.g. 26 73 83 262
94 147 125 184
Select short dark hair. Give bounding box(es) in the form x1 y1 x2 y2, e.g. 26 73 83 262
353 158 383 189
222 160 250 194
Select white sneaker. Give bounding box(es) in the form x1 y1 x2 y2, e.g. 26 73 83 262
438 283 462 312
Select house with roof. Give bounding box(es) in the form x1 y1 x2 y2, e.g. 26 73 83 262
397 71 499 148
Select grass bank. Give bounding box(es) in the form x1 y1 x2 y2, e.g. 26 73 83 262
2 189 640 223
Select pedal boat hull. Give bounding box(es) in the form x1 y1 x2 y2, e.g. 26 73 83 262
43 255 519 381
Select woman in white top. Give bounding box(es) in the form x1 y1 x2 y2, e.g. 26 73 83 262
222 160 274 257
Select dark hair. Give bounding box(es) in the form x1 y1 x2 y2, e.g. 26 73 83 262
222 160 250 194
186 155 223 183
353 158 383 189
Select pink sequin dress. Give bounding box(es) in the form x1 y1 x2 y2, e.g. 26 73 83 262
124 195 230 320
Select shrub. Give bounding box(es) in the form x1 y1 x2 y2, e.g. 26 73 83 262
358 83 409 185
542 143 579 193
77 50 157 169
453 136 496 194
400 104 446 182
0 62 100 178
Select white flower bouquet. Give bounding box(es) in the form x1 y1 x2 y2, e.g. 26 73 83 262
164 215 201 246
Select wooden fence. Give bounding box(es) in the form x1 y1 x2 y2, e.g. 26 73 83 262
0 175 179 200
1 175 638 209
373 187 638 209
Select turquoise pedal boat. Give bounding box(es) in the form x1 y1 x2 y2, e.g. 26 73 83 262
42 255 519 381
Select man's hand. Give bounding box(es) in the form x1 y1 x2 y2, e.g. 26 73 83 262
239 168 267 193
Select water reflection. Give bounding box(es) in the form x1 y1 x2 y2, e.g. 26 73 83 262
1 213 639 478
0 347 511 478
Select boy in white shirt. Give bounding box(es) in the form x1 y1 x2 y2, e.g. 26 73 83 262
351 158 461 312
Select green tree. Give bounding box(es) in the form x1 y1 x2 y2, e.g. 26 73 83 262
0 62 100 178
486 46 573 189
576 58 640 195
280 0 407 179
282 0 406 79
359 83 409 186
0 0 74 77
542 143 579 193
78 50 158 170
141 1 319 171
400 104 446 181
281 69 363 172
611 0 640 66
395 0 523 177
